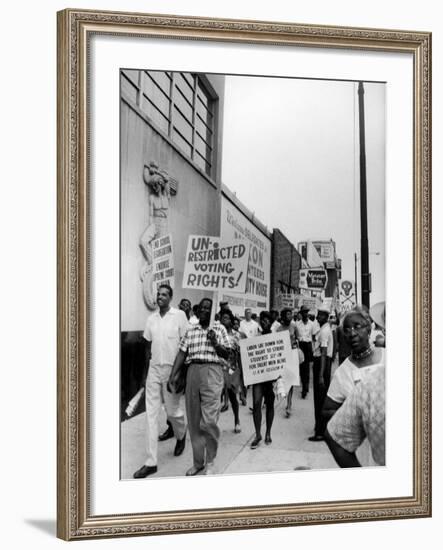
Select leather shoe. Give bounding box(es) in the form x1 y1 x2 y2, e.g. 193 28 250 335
174 435 186 456
186 465 205 476
308 435 325 442
133 465 157 478
158 426 174 442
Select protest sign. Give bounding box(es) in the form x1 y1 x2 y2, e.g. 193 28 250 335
300 296 320 311
152 234 174 290
339 279 356 312
239 331 292 386
182 235 249 292
279 293 295 309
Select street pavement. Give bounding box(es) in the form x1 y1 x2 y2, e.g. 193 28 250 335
121 378 338 480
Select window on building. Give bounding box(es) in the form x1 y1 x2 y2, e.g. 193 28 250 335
121 70 216 177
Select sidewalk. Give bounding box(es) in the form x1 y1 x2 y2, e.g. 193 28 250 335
121 382 337 479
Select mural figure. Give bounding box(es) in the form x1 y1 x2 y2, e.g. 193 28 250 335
139 160 173 310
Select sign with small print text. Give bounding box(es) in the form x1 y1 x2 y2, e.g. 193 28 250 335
239 331 292 385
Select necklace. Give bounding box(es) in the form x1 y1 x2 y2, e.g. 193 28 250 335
351 345 374 361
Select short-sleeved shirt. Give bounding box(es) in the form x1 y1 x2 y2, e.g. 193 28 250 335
327 366 385 466
276 320 297 346
295 319 316 342
239 319 261 338
327 349 385 403
179 323 231 364
313 322 334 358
143 307 189 367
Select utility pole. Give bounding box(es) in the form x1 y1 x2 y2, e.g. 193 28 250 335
354 252 358 304
358 82 371 309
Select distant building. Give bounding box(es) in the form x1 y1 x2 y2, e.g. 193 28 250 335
297 239 341 302
271 229 302 309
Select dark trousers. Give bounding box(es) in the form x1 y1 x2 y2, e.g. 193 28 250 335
312 356 332 436
298 341 313 394
252 381 275 437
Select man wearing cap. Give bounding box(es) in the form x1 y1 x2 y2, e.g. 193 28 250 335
309 305 334 442
295 305 316 399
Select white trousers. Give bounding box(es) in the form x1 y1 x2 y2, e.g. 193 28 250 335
144 363 186 466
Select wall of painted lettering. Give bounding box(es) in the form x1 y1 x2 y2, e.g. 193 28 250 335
218 191 272 317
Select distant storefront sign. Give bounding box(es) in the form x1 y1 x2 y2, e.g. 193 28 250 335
218 198 271 315
152 234 175 290
299 268 328 290
182 235 249 292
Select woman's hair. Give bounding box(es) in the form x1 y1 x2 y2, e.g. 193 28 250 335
259 310 273 323
341 305 372 328
220 308 235 325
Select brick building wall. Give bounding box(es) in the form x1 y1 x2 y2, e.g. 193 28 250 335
271 229 302 309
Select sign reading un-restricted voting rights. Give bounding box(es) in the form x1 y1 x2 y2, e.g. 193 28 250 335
182 235 249 292
152 234 174 290
239 331 293 386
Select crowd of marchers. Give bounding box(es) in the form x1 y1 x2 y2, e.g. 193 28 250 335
130 284 386 479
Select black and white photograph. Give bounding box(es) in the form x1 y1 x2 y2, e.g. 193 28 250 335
120 69 386 480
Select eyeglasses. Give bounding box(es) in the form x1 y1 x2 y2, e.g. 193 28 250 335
343 323 367 335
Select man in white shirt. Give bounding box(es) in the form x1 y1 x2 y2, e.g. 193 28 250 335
239 308 261 338
133 284 189 478
295 305 316 399
309 305 334 442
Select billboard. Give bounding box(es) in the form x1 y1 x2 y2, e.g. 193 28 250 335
219 197 271 316
298 240 336 266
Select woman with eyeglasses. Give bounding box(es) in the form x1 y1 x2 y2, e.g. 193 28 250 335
322 305 385 433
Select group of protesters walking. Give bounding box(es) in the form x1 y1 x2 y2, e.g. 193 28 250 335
132 283 386 479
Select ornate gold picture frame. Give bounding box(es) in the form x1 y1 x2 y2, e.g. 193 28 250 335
57 8 431 540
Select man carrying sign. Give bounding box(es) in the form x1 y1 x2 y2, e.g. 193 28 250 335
169 298 231 476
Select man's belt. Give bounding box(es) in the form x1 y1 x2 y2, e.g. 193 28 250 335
190 359 221 365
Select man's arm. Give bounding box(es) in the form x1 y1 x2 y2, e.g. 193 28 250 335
324 428 361 468
168 349 187 392
319 346 328 384
207 329 230 359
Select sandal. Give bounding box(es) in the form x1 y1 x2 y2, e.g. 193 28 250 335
250 436 262 449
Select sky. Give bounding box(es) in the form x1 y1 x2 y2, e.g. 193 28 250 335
221 75 386 306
